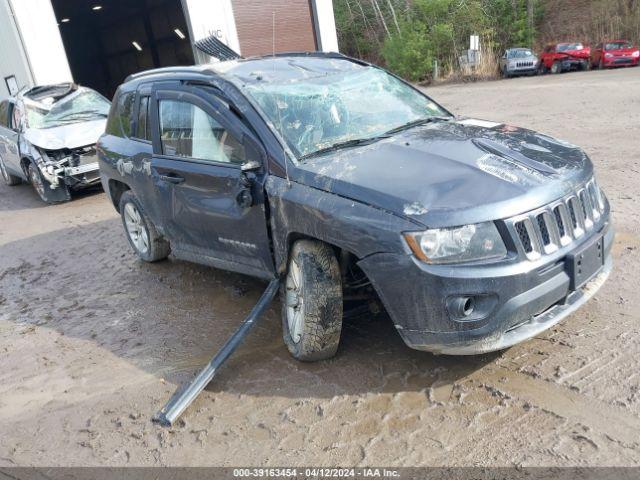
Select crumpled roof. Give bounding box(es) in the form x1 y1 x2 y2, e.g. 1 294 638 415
216 56 364 85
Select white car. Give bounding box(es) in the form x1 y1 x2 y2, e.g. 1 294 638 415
0 83 110 203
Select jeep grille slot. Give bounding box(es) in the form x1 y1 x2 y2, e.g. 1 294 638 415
508 178 606 260
515 221 533 253
553 206 565 237
537 214 551 245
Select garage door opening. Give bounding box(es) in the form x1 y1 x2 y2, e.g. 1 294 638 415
51 0 195 99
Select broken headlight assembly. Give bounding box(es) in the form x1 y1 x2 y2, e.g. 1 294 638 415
404 222 507 264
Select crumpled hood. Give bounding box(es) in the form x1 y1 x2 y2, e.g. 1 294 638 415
561 48 590 59
292 119 594 228
24 119 106 150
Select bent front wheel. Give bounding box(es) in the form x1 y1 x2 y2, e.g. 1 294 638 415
282 239 343 361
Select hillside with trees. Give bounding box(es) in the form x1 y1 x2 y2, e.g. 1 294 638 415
334 0 640 82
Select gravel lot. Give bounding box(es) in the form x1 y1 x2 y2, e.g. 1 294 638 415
0 67 639 467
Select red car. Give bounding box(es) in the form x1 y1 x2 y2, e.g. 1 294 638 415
590 40 640 69
539 42 590 74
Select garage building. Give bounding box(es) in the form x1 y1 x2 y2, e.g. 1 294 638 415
0 0 339 99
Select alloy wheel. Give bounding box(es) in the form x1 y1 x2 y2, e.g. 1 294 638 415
29 166 45 199
0 157 9 182
285 259 304 344
123 202 150 255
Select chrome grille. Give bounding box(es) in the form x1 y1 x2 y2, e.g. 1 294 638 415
508 178 605 260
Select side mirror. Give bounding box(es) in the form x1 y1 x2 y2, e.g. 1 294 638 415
241 160 261 172
241 132 265 173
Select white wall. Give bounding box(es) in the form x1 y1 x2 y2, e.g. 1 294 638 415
313 0 339 52
8 0 72 86
182 0 241 61
0 0 34 98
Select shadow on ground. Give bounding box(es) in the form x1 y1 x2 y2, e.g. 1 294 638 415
0 213 496 401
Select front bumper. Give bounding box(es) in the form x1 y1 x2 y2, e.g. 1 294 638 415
61 162 101 188
508 67 537 76
358 222 613 355
561 59 588 70
604 57 639 67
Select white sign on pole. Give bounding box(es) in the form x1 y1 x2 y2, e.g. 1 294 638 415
470 35 480 51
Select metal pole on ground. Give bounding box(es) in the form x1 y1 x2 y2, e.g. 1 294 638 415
153 279 280 427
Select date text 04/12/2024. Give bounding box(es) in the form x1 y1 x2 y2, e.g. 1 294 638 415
232 468 401 478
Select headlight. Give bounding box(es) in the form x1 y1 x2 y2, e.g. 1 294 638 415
404 222 507 264
605 53 614 58
633 51 640 58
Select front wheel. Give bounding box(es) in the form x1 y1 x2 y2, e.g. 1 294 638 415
119 190 170 262
282 240 343 361
28 162 69 203
0 156 21 186
551 61 562 74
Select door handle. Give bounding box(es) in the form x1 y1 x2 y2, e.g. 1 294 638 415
158 173 185 184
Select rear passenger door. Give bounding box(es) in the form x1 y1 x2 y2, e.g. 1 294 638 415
149 84 274 279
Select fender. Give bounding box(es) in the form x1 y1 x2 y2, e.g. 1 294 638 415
264 175 417 273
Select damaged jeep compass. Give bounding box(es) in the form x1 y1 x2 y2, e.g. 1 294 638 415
0 83 110 203
98 53 612 360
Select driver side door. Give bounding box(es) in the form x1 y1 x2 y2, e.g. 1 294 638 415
0 100 22 178
149 84 275 279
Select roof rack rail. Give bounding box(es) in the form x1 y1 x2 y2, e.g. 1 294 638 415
125 66 215 83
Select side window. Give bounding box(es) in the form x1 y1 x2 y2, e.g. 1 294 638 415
158 99 246 165
0 101 9 128
11 104 22 131
105 91 135 138
135 95 151 141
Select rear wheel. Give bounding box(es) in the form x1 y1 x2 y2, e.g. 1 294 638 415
119 190 170 262
0 156 21 186
282 240 343 361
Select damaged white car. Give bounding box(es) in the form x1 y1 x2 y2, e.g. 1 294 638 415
0 83 110 203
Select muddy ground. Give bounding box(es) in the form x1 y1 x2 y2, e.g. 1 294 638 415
0 67 639 467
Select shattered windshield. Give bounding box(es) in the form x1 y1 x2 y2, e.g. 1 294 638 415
509 49 534 58
605 41 632 50
24 89 110 129
557 43 583 52
244 67 449 159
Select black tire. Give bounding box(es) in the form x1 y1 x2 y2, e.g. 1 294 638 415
538 63 548 75
28 162 69 203
119 190 170 262
551 61 562 74
281 239 343 362
0 156 21 186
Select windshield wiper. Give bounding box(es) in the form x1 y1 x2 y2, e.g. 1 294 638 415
385 116 448 135
299 135 390 161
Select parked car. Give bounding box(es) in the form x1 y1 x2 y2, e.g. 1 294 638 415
0 83 110 203
539 43 590 73
499 48 539 77
98 53 612 360
590 40 640 69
